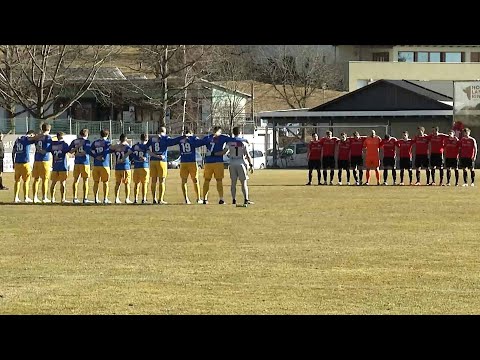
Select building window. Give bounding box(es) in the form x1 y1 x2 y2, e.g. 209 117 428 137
416 52 429 62
429 52 441 62
372 52 389 61
471 52 480 62
398 51 414 62
443 52 462 62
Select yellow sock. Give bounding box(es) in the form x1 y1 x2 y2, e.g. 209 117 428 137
14 181 20 199
151 181 157 201
203 180 210 200
134 183 140 200
125 183 130 200
50 184 55 201
33 179 39 199
159 180 166 201
23 179 30 200
216 180 224 198
83 180 89 200
42 179 49 199
181 180 188 200
93 182 99 200
60 183 66 201
103 182 109 200
142 183 146 200
115 183 121 199
73 179 79 199
193 179 200 200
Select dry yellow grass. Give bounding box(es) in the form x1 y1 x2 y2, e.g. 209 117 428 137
1 169 479 314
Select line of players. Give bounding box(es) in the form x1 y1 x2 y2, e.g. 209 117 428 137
306 126 477 186
11 123 255 204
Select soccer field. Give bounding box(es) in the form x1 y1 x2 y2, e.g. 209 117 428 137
1 169 480 314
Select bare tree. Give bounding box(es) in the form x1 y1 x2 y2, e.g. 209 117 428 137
203 46 252 133
258 45 344 109
0 45 115 124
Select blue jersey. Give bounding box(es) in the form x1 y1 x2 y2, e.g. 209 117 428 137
113 144 132 171
199 134 236 164
50 141 70 172
131 143 149 168
147 135 181 162
13 136 33 164
34 134 52 162
90 138 111 167
178 136 200 163
69 138 91 165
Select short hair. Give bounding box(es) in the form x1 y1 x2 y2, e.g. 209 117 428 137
184 128 192 135
384 134 390 139
213 126 222 133
353 131 359 136
140 133 147 141
464 128 471 133
26 130 35 135
326 130 332 135
41 123 51 132
57 131 65 140
340 132 346 136
232 127 240 136
100 129 109 138
403 131 409 135
418 126 425 132
449 129 455 133
311 132 318 137
119 134 127 142
432 126 439 132
79 128 89 137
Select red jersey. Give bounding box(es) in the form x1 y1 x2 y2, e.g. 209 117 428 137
320 137 338 157
413 135 430 155
349 137 365 157
429 134 448 154
444 137 460 159
308 140 322 160
337 140 351 161
459 137 477 159
380 138 397 158
396 139 414 158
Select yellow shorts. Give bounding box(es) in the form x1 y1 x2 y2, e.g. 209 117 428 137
204 163 224 180
115 169 131 184
133 168 149 184
32 161 51 180
180 162 198 179
73 164 90 179
14 163 31 182
366 158 380 169
92 166 110 182
51 171 68 183
150 161 167 179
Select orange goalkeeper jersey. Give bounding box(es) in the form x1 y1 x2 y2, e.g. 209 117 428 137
363 136 381 159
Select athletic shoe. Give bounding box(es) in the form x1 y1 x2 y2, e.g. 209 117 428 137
322 182 327 186
83 199 94 204
305 182 311 186
153 199 158 204
338 182 342 186
346 182 351 186
441 183 446 186
142 200 149 204
355 182 360 186
393 182 397 186
73 198 81 204
430 182 436 186
446 183 451 186
14 198 21 203
134 200 138 204
462 184 469 187
317 182 322 186
197 199 203 204
185 199 191 204
245 200 255 205
219 199 225 205
383 182 388 186
414 182 421 186
115 198 122 204
125 199 133 204
232 199 236 205
62 200 70 204
94 199 100 204
455 183 459 187
471 183 475 187
159 200 168 205
203 200 208 205
33 197 41 204
103 199 112 204
42 198 51 203
24 197 33 203
329 181 334 186
399 182 404 186
0 186 9 190
364 183 370 186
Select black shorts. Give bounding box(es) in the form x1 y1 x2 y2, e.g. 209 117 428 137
400 158 412 170
459 157 475 169
430 154 443 168
445 158 458 169
350 156 363 168
415 154 429 168
322 156 335 169
338 160 350 170
308 159 321 170
383 157 396 168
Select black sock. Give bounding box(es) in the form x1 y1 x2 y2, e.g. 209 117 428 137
440 169 444 184
0 176 3 187
346 170 351 183
416 169 420 183
317 170 321 183
323 170 327 182
338 168 342 182
431 169 436 183
383 170 388 183
426 169 431 184
392 169 397 183
359 170 363 182
447 169 451 183
409 170 413 183
464 169 468 183
353 170 358 182
471 170 475 183
455 169 459 185
330 170 334 183
308 170 312 183
400 169 404 183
